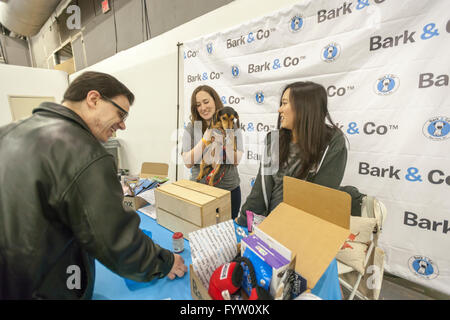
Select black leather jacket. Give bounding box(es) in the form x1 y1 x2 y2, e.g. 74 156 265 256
0 102 174 299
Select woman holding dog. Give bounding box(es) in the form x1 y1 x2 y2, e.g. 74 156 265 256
235 81 347 227
181 85 243 219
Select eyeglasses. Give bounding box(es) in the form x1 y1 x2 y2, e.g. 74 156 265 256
101 95 128 122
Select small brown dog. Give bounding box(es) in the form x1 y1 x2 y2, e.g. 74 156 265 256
197 106 240 185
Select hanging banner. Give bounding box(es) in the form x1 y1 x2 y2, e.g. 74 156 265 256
182 0 450 295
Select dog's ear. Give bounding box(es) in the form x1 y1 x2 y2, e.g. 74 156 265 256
233 110 240 129
212 109 220 126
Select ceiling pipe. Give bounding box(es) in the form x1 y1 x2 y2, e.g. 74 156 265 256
0 0 61 37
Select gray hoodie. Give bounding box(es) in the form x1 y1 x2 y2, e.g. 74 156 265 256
236 129 347 227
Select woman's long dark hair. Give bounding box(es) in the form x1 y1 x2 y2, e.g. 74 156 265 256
190 85 224 133
277 81 341 179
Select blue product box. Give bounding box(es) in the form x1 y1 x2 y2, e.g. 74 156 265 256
241 248 272 297
241 234 291 296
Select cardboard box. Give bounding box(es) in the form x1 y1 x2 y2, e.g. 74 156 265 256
123 162 168 211
154 180 231 239
54 57 75 75
241 234 291 296
189 176 351 299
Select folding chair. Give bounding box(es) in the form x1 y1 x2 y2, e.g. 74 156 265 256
337 196 387 300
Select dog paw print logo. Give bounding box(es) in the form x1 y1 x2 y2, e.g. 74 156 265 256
408 256 439 280
321 43 341 62
231 65 240 78
374 74 400 95
289 14 304 33
423 116 450 141
206 42 213 55
255 91 265 104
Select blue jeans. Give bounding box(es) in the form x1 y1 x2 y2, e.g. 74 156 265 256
231 186 241 220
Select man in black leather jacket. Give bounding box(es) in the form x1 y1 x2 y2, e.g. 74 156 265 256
0 71 187 299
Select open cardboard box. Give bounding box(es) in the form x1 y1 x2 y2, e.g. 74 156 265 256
123 162 168 211
155 180 231 239
190 176 351 300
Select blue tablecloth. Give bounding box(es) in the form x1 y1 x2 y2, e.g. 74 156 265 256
92 210 192 300
92 210 341 300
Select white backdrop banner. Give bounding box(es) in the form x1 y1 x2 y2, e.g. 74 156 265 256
182 0 450 294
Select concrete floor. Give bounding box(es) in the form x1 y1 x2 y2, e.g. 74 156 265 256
378 276 434 300
342 273 450 300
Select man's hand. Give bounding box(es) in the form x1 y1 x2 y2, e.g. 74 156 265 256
167 253 188 280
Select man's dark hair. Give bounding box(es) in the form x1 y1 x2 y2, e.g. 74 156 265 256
62 71 135 105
